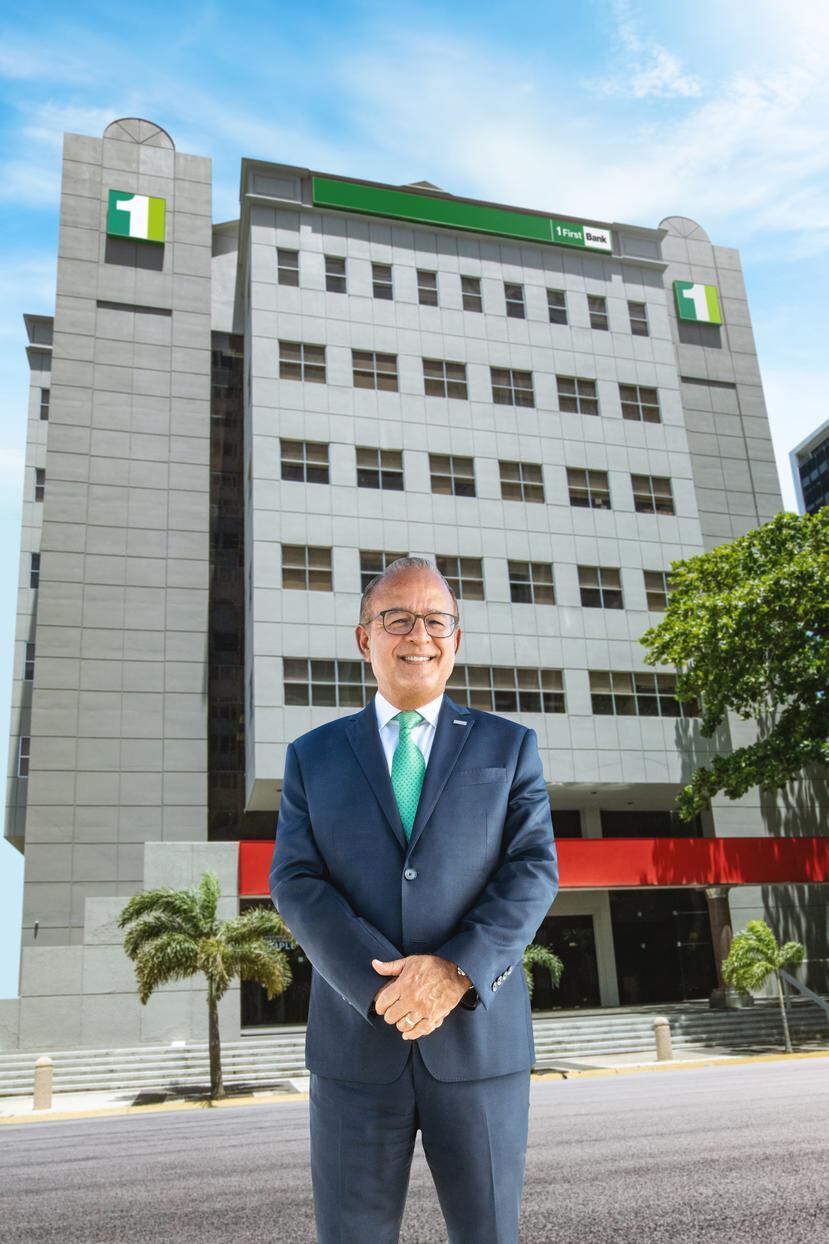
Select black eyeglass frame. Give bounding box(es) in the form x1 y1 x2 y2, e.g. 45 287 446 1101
365 609 460 636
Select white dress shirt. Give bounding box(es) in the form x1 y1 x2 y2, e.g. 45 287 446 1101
373 690 443 775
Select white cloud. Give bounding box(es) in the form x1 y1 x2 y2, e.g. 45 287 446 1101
603 0 702 99
628 46 701 99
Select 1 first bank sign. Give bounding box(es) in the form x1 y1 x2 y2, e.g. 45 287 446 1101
107 190 166 243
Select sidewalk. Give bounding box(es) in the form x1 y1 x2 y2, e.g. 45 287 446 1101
2 1048 827 1125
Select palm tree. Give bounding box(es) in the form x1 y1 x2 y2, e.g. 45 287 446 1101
721 919 805 1053
117 872 294 1099
522 943 564 1001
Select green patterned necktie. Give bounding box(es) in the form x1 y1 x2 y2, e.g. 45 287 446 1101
391 711 426 841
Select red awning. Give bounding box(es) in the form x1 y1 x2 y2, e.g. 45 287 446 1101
239 836 829 896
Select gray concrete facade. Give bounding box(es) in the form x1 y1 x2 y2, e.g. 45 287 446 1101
1 122 825 1053
2 119 218 1051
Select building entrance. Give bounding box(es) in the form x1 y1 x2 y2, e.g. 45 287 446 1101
609 887 717 1005
530 913 600 1009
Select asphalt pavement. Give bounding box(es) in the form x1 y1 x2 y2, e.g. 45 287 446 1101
0 1056 826 1243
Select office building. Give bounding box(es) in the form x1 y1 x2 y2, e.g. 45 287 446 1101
791 420 829 514
1 118 825 1052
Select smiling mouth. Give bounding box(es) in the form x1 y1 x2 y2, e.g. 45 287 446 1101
399 655 435 663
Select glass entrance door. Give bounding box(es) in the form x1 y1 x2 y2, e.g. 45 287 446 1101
609 887 717 1005
530 913 600 1010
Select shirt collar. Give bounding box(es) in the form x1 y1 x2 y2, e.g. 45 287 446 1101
374 689 444 731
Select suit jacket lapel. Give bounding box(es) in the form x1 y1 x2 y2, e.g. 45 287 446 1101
345 703 407 850
407 695 474 853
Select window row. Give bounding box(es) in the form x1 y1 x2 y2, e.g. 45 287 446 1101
281 545 673 610
277 250 651 335
280 661 694 717
279 441 677 514
277 342 662 421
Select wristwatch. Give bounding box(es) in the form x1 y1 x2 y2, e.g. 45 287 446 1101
455 963 479 1011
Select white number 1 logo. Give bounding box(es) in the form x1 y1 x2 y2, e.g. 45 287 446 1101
115 194 149 239
680 284 709 321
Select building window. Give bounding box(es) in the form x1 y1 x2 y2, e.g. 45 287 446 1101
17 736 30 778
277 249 299 287
567 467 611 509
448 665 565 713
557 375 598 416
589 670 697 718
491 367 534 408
429 454 476 497
34 468 45 502
588 294 609 331
29 552 40 589
578 565 623 609
279 341 326 384
356 447 404 491
504 282 525 319
284 657 376 708
620 384 660 423
644 570 672 611
282 545 333 592
39 388 50 421
352 350 398 392
632 474 674 515
508 561 555 605
600 809 702 837
372 262 393 300
423 358 468 400
628 301 649 336
550 810 582 838
435 555 484 601
417 269 438 306
461 275 483 312
280 439 330 484
360 549 408 592
325 255 347 293
23 642 35 681
547 289 567 325
500 460 544 503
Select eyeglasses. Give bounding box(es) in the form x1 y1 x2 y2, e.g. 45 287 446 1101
367 609 459 637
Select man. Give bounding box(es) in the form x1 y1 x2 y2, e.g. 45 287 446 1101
270 558 557 1243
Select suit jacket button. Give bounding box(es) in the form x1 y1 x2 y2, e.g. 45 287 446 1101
404 867 418 881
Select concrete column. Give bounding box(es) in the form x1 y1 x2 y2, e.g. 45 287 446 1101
705 884 734 991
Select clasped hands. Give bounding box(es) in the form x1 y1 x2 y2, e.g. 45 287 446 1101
372 954 469 1041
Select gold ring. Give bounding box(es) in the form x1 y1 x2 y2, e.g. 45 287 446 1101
403 1015 416 1027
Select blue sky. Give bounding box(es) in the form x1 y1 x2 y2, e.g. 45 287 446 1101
1 0 828 997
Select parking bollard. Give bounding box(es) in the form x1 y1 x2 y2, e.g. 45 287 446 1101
33 1055 53 1110
652 1016 673 1061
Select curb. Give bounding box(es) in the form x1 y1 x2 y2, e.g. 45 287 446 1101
532 1048 829 1080
0 1088 310 1126
2 1048 827 1125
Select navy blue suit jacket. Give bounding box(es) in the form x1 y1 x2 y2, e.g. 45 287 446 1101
269 694 558 1083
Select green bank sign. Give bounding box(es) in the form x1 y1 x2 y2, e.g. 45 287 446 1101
311 177 613 253
673 281 722 324
107 190 166 243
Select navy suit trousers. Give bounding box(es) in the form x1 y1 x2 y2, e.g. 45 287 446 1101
309 1044 531 1244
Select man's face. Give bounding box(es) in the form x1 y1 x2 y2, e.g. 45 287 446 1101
355 568 461 709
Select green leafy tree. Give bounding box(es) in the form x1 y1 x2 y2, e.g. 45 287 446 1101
117 872 294 1099
522 943 564 1000
641 509 829 820
721 919 805 1053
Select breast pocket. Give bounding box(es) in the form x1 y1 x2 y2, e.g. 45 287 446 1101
448 767 507 786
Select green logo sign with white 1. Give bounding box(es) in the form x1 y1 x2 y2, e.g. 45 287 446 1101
673 281 721 324
551 219 612 252
107 190 166 243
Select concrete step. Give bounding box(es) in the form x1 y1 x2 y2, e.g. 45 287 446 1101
1 998 825 1096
